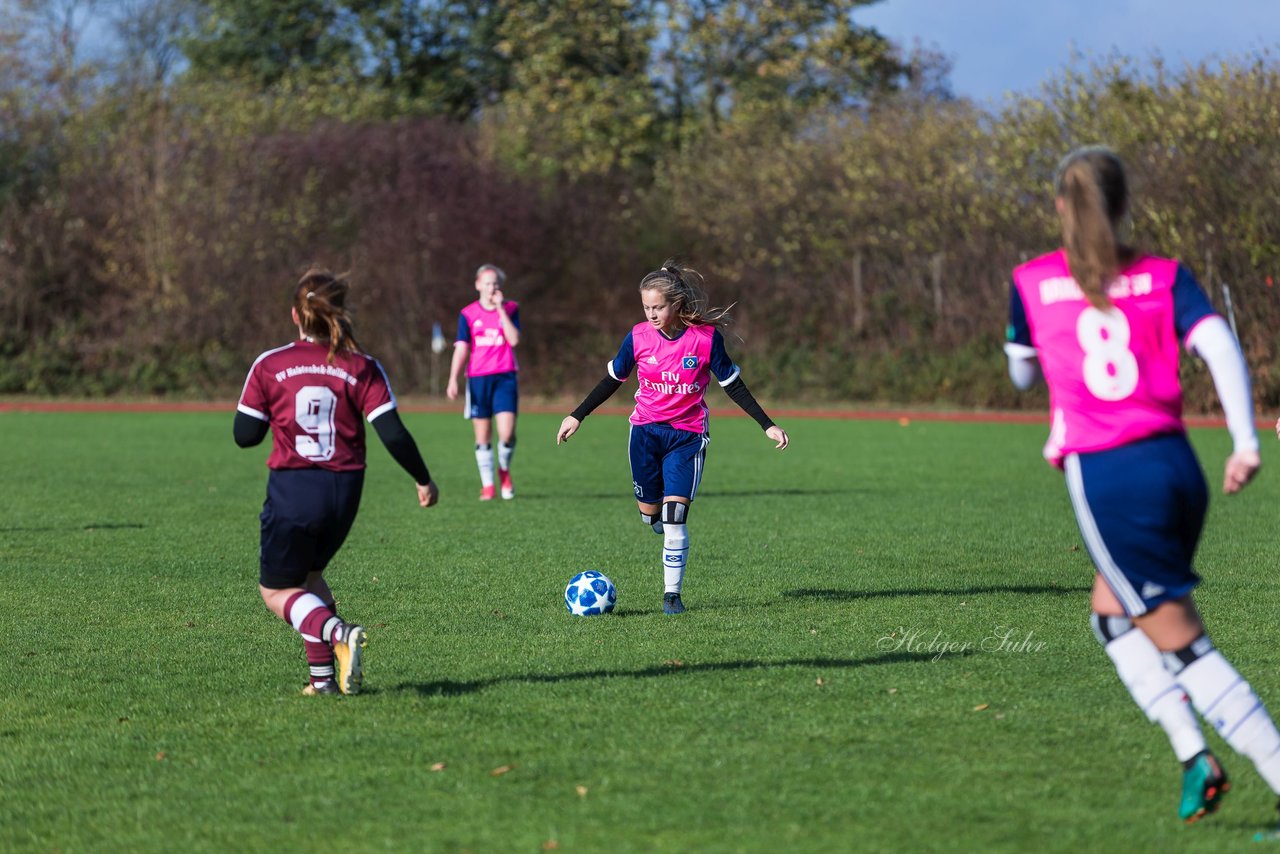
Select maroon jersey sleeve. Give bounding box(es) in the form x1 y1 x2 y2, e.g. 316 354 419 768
358 356 397 422
237 345 289 422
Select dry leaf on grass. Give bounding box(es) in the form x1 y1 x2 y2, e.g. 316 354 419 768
973 703 990 712
490 764 516 777
429 762 446 772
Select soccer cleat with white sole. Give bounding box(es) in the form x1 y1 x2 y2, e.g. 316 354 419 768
332 623 367 695
499 469 515 500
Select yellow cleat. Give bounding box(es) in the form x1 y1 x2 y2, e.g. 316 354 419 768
332 624 367 695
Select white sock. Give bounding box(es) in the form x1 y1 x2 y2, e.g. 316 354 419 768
1102 625 1205 762
475 443 494 487
1174 645 1280 792
663 523 687 594
498 441 514 473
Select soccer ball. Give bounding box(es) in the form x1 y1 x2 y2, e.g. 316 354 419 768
564 571 617 616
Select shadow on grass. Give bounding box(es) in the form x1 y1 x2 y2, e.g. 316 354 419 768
782 584 1091 601
399 649 961 697
525 487 863 502
0 522 146 533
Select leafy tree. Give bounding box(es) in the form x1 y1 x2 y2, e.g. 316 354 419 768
182 0 360 86
485 0 659 179
181 1 513 118
651 0 915 140
345 0 511 118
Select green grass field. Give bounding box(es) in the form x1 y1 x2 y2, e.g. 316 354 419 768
4 409 1280 852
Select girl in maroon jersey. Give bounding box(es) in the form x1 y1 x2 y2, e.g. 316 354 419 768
235 268 439 695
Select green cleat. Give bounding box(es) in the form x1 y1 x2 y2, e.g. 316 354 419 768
1180 750 1229 824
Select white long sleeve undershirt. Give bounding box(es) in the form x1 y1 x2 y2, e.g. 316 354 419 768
1186 315 1259 454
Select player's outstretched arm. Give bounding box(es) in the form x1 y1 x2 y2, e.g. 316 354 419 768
371 410 436 506
722 376 784 448
1187 315 1260 494
446 343 469 400
558 375 625 445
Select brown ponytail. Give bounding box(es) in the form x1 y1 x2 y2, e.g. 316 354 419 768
293 267 362 363
1054 146 1131 310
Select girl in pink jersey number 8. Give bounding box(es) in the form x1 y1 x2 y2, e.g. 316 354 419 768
557 260 788 614
1006 147 1279 828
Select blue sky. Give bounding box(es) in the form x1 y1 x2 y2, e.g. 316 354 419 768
857 0 1280 103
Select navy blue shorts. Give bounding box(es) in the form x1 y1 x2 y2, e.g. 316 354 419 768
467 372 518 419
628 422 709 504
1064 432 1206 616
259 468 365 589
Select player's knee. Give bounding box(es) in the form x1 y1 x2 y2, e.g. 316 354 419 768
1090 612 1134 646
662 502 688 551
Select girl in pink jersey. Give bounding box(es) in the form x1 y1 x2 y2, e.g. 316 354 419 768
557 260 789 614
447 263 521 500
236 268 439 695
1006 147 1280 829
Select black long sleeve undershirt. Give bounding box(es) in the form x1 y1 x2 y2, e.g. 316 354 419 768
234 411 269 448
371 410 432 485
568 373 774 432
233 409 431 485
722 376 774 431
570 375 624 422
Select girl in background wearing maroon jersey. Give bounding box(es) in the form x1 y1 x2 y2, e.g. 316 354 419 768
236 268 439 695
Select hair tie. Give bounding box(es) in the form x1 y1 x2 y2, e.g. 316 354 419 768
306 291 315 300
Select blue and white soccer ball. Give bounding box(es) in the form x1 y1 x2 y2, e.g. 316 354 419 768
564 570 617 616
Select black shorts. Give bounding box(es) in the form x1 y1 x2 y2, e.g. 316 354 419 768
259 468 365 589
